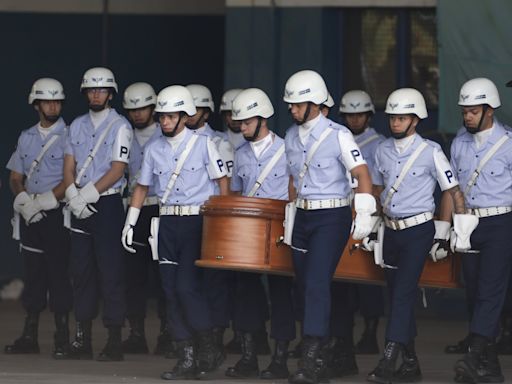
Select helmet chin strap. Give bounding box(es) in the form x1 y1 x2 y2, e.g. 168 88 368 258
293 102 312 126
465 105 488 135
390 120 414 140
244 117 262 142
162 112 184 137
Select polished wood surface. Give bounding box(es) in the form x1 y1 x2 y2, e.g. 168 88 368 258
197 195 461 288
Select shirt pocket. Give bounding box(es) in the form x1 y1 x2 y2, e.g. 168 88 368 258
310 157 334 183
182 160 206 196
480 162 506 179
409 166 427 178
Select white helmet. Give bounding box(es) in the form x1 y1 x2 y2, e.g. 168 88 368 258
154 85 196 116
458 77 501 108
123 82 156 109
28 78 65 104
186 84 215 112
283 70 328 105
231 88 274 121
80 67 118 93
323 93 334 108
220 88 243 112
339 90 375 114
385 88 428 119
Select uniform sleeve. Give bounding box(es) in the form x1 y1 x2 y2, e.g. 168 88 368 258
370 148 384 186
230 152 242 192
138 145 154 186
433 147 458 191
337 130 367 171
111 123 133 163
64 127 74 156
217 137 235 178
5 137 24 174
206 137 228 179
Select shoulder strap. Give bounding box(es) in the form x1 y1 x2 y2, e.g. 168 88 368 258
75 118 122 185
160 134 200 204
383 141 429 210
357 133 380 148
247 144 285 197
297 127 334 195
464 134 509 195
26 134 60 181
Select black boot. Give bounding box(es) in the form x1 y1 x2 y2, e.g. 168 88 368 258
477 341 504 383
225 330 242 354
328 337 358 378
289 339 303 359
53 313 70 359
255 328 271 355
4 312 40 354
161 340 198 380
289 336 321 384
122 318 148 354
156 322 176 358
394 341 422 382
496 315 512 355
445 334 470 354
367 340 402 384
196 329 225 375
261 340 290 379
97 325 124 361
454 333 487 383
356 317 380 355
67 320 93 359
225 332 259 378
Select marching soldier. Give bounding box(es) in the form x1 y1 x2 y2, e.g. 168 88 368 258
63 67 132 361
368 88 465 383
121 82 172 356
5 78 72 359
226 88 296 380
122 85 228 379
446 78 512 383
284 69 375 384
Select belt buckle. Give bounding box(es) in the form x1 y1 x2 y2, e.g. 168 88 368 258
397 219 406 230
301 199 309 210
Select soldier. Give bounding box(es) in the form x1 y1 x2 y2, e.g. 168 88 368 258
5 78 72 359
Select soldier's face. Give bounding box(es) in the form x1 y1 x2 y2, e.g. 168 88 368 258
345 113 369 135
86 88 111 111
127 106 154 129
462 106 485 130
36 100 62 123
240 117 259 138
389 114 417 135
223 111 241 133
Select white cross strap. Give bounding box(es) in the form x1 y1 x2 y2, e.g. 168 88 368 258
26 135 60 181
247 144 285 197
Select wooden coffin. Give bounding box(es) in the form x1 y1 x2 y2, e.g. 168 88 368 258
197 195 461 288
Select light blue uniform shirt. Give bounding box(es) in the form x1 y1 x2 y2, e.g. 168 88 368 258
128 123 162 197
6 118 67 194
372 134 458 218
451 120 512 209
285 115 366 200
355 127 385 173
138 129 226 206
231 134 289 200
65 109 132 188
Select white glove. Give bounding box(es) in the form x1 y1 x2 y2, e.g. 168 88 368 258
352 193 377 240
33 191 59 212
66 183 98 219
429 220 451 262
80 182 100 204
122 207 140 254
450 214 479 253
14 191 44 225
360 216 382 252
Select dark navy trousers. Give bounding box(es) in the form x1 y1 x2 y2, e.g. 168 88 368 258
70 194 126 327
291 206 352 337
20 204 72 314
462 212 512 338
383 220 434 344
204 269 235 330
124 204 165 321
158 215 212 341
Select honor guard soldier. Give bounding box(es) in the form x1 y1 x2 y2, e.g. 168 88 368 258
121 82 172 356
445 78 512 383
225 88 296 380
339 90 386 355
5 78 72 359
368 88 465 383
63 67 133 361
284 69 375 384
122 85 228 380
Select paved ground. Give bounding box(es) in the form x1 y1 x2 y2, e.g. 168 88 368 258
0 300 511 384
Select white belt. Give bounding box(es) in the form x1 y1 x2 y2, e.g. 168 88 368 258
127 195 159 207
159 205 201 216
466 206 512 218
384 212 433 231
296 197 350 210
100 187 122 197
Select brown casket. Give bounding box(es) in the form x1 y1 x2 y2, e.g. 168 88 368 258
197 195 461 289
